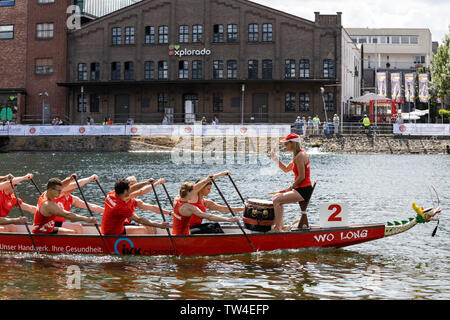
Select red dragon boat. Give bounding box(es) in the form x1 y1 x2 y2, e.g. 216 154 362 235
0 202 440 257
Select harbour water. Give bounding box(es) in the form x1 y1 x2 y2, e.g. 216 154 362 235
0 151 449 299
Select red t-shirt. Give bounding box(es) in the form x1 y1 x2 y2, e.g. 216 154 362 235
172 197 191 236
293 150 312 188
189 197 207 227
32 193 57 234
101 191 136 235
0 191 23 218
53 194 73 223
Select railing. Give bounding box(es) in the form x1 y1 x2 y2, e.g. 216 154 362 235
21 114 71 125
291 122 394 136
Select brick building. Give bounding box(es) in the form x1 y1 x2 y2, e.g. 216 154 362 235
61 0 354 124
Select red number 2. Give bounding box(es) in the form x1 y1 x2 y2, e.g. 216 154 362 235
328 204 342 222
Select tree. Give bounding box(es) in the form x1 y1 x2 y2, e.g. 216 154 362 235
430 26 450 107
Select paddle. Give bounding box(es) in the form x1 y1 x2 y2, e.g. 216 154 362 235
161 183 174 209
9 180 40 255
73 176 110 254
95 179 107 198
151 181 177 255
226 173 245 205
30 178 42 195
430 185 440 237
209 176 257 252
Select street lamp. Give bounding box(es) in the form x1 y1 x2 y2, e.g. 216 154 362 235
38 91 49 125
320 87 329 124
241 84 245 125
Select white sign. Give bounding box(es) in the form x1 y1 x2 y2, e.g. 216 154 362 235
394 124 450 135
319 203 349 228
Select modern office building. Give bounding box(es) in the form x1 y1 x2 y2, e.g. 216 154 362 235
61 0 361 124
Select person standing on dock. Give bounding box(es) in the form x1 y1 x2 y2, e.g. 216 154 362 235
101 178 170 236
313 115 321 135
32 175 98 235
269 133 313 232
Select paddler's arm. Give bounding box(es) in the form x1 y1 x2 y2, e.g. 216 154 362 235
181 204 240 223
20 202 37 214
11 173 33 186
131 178 165 198
291 153 306 188
135 199 171 215
129 178 155 194
205 199 244 213
0 174 14 183
63 175 98 193
60 174 78 190
194 171 230 193
270 150 293 173
71 195 104 213
0 216 27 225
0 174 32 193
40 201 97 224
129 213 170 229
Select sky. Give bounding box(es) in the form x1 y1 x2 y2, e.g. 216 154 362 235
251 0 449 44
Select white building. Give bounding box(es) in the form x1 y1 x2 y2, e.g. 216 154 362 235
346 28 433 70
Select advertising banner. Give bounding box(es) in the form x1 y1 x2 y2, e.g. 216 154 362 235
404 73 415 103
391 73 401 100
377 72 387 97
394 124 450 135
418 73 429 103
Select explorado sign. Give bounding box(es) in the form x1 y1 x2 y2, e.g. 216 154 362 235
169 44 212 57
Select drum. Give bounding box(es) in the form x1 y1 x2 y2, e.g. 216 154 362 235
243 199 275 232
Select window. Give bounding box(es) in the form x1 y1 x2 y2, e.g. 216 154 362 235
178 61 188 79
231 97 240 108
227 24 238 42
248 60 258 79
77 94 87 112
36 23 54 39
324 92 334 112
358 37 367 44
262 23 272 42
285 92 296 112
124 61 134 80
285 59 296 79
213 24 224 42
371 37 378 44
78 63 87 81
157 93 168 112
145 26 155 44
193 25 203 43
0 25 14 39
141 98 150 109
179 25 189 43
111 62 121 80
351 37 357 43
125 27 135 44
323 59 334 78
158 26 168 44
144 61 155 80
213 93 224 112
299 93 310 111
380 36 389 44
410 36 419 44
227 60 237 79
248 23 258 42
158 61 168 80
391 36 400 44
262 60 272 79
90 94 100 113
112 27 121 45
401 36 409 44
414 56 425 64
299 59 310 78
35 58 53 75
368 55 371 69
90 62 100 80
192 60 202 79
213 60 224 79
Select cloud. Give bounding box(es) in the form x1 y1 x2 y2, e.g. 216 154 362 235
251 0 449 43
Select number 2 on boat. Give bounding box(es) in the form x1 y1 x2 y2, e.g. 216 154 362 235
319 203 349 228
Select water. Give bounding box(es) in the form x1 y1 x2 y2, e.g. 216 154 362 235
0 151 449 300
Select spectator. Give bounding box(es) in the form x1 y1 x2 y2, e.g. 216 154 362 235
107 117 113 125
58 118 64 125
301 116 307 136
201 116 207 125
90 117 95 126
307 116 313 136
322 121 328 136
126 117 134 125
313 115 320 135
362 114 371 134
295 116 302 134
102 117 108 125
162 115 169 125
86 117 91 125
333 114 340 135
213 116 219 125
51 117 57 126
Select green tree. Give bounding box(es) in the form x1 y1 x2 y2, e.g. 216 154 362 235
430 26 450 107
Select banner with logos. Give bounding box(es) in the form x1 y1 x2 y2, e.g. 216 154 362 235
0 125 291 137
394 123 450 135
418 73 429 103
391 73 401 100
404 73 415 103
376 72 387 97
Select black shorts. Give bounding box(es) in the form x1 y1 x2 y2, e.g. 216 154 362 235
51 227 59 234
54 221 63 228
294 185 313 202
190 223 224 235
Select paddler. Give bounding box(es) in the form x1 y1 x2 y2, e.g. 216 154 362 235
189 171 244 234
52 174 104 233
0 174 35 232
269 133 313 232
101 178 170 236
172 172 240 236
32 175 98 234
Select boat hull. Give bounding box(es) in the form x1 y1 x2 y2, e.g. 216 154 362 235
0 223 386 256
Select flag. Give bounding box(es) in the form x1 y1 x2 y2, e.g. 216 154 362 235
391 73 401 100
404 73 415 103
418 73 429 103
376 72 387 97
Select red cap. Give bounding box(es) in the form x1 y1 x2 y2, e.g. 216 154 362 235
280 133 301 143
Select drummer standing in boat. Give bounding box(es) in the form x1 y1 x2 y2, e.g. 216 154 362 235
269 133 313 232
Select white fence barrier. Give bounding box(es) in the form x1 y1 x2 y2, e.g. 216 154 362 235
0 125 291 137
393 124 450 136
